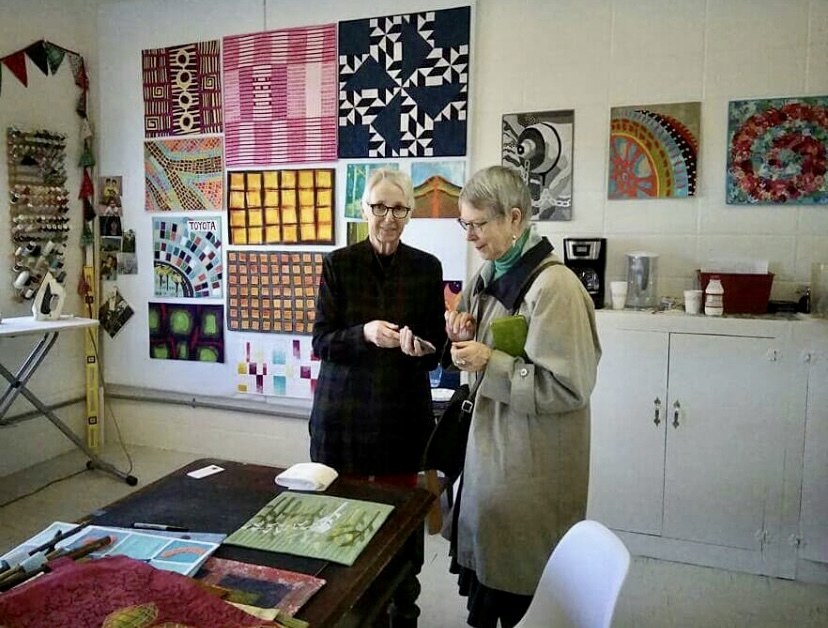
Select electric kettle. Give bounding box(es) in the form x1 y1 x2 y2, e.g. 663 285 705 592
625 252 659 309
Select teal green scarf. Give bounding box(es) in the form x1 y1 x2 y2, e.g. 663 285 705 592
493 228 531 279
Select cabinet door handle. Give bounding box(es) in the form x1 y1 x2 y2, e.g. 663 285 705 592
653 397 661 426
672 400 681 428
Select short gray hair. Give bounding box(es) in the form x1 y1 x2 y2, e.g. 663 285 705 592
459 165 532 226
362 168 416 210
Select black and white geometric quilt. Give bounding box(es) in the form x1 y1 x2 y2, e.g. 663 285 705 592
338 6 471 158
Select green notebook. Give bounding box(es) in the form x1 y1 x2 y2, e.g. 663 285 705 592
490 315 528 357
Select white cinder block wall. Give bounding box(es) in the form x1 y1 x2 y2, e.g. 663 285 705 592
2 0 827 475
470 0 828 300
0 0 99 476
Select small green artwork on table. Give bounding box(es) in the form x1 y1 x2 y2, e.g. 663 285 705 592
344 162 398 218
148 302 224 362
224 492 394 566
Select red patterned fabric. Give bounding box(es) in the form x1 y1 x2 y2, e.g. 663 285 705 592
222 24 338 166
0 556 276 628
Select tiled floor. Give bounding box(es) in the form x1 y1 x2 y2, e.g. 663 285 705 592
1 444 828 627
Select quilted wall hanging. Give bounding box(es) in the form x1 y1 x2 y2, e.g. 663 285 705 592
235 334 320 399
503 110 575 219
726 95 828 204
142 40 223 137
411 160 465 218
607 102 700 200
152 216 223 298
226 249 323 334
227 169 334 245
148 302 224 362
223 24 338 166
338 6 471 158
144 136 224 211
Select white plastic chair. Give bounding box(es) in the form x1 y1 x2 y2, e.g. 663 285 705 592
514 520 631 628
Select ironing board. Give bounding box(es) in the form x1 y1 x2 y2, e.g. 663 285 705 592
0 315 137 485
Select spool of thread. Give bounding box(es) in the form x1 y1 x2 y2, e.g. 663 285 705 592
13 270 30 289
42 240 55 255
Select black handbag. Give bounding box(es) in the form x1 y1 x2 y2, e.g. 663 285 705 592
421 380 480 479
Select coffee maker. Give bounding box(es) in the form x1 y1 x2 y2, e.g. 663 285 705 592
563 238 606 309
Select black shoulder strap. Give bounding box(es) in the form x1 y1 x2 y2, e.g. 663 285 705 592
511 260 559 314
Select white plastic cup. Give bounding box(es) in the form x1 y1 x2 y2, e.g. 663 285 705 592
684 289 702 315
610 281 628 310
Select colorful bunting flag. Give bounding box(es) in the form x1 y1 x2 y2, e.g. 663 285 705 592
44 42 66 74
25 41 49 76
68 53 87 89
2 50 29 87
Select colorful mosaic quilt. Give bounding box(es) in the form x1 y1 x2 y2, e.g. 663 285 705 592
608 102 700 200
338 6 471 158
223 24 338 166
153 216 223 298
226 250 323 334
145 137 224 211
227 169 334 245
148 302 224 362
142 40 223 136
726 95 828 204
236 334 320 399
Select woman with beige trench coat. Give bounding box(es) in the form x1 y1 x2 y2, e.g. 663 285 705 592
444 165 601 628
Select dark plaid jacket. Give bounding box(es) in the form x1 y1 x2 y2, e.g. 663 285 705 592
309 239 447 475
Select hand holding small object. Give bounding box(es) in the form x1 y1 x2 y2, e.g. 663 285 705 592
364 320 401 349
451 340 492 372
399 326 436 356
445 310 475 342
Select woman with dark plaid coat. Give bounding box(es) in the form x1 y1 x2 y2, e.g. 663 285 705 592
309 168 447 628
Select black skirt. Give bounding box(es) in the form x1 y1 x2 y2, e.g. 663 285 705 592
449 476 532 628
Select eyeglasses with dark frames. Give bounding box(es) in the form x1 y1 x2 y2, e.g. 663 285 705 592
457 218 490 233
368 203 411 219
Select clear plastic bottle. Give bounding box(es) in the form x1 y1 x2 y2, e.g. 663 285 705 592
705 277 724 316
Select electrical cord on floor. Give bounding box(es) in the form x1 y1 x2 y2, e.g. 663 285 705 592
0 469 88 509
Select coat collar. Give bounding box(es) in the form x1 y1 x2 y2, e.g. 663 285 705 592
474 235 554 311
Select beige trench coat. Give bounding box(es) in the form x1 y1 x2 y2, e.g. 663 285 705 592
455 238 601 595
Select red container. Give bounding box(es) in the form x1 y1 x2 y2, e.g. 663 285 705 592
697 271 774 315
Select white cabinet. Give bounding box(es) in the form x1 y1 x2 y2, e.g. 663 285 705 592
797 327 828 575
588 313 801 577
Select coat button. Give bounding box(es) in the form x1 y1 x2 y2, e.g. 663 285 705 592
519 368 529 377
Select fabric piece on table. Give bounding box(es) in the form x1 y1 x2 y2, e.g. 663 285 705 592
224 492 393 566
0 555 279 627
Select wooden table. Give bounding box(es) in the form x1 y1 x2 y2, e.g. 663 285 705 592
91 458 435 628
0 316 136 485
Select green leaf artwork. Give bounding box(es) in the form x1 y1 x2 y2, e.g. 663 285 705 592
224 492 394 566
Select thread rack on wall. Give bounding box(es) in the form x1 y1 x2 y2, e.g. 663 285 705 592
6 127 71 301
